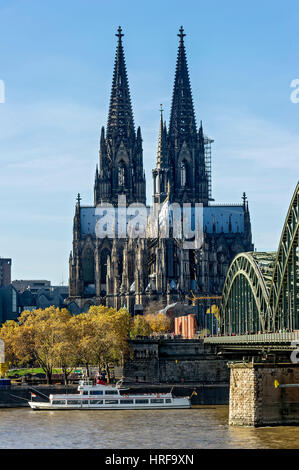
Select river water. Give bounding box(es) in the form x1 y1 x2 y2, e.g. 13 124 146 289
0 406 298 449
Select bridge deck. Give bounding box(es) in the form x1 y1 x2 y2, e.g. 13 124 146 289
204 331 299 345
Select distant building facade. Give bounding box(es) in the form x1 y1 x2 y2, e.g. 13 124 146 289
17 286 68 312
68 27 253 313
0 285 18 324
13 281 69 313
0 280 69 325
0 258 11 287
12 280 51 294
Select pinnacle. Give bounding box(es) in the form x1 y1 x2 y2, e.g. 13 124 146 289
106 27 135 141
169 28 197 140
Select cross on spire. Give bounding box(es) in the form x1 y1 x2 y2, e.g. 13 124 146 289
178 26 186 41
116 26 124 40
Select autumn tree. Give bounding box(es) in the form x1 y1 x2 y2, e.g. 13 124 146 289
52 317 78 385
13 307 71 384
0 320 19 367
86 306 131 382
130 315 152 338
144 313 171 334
69 312 95 379
0 305 132 384
107 307 131 367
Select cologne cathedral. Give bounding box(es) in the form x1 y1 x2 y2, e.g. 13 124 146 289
68 27 253 313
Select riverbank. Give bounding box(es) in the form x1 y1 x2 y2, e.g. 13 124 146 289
0 383 229 407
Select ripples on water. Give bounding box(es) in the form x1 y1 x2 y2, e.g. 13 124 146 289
0 406 298 449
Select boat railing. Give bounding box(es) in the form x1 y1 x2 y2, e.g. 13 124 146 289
79 379 93 386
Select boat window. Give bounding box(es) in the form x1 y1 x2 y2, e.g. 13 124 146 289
165 399 172 403
150 399 164 404
52 400 66 405
81 400 89 405
67 400 81 405
83 391 89 395
135 399 149 404
120 399 134 404
90 390 103 395
89 400 103 405
104 400 118 405
105 390 118 395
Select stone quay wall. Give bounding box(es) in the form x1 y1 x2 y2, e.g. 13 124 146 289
0 383 229 407
122 338 229 386
0 385 78 408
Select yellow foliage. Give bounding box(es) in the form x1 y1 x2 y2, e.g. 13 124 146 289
0 320 19 365
130 315 152 338
0 305 132 382
0 363 8 377
144 313 171 334
69 306 131 376
206 304 220 322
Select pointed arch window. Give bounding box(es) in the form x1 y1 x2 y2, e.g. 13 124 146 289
100 248 110 284
180 161 186 188
82 248 95 284
159 173 163 193
118 163 125 187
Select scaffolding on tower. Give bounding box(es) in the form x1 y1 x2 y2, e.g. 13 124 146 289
204 135 214 201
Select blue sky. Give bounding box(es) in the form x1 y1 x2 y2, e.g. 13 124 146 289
0 0 298 284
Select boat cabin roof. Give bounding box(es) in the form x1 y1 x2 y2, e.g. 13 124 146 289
77 380 120 392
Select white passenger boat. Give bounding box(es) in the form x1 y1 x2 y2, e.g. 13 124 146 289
28 380 191 410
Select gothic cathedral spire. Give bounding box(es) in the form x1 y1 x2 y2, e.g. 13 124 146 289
106 26 135 142
169 26 197 142
152 105 169 204
156 104 167 169
94 27 146 207
160 26 209 205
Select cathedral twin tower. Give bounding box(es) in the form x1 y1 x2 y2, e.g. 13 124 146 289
94 26 209 209
68 27 253 313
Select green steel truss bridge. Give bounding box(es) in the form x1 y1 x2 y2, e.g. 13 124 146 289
220 181 299 336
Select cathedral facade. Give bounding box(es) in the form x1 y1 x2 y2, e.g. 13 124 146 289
68 27 253 313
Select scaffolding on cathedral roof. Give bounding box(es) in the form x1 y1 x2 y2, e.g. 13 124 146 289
204 135 214 201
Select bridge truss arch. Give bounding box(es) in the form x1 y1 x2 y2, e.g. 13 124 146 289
221 181 299 334
221 252 273 335
269 182 299 331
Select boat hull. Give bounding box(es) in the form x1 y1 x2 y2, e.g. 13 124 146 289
28 400 191 410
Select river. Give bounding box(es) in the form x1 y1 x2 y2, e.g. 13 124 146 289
0 406 298 449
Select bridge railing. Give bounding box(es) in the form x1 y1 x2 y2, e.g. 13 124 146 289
204 331 299 344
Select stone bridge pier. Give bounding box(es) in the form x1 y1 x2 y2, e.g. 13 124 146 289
228 362 299 426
